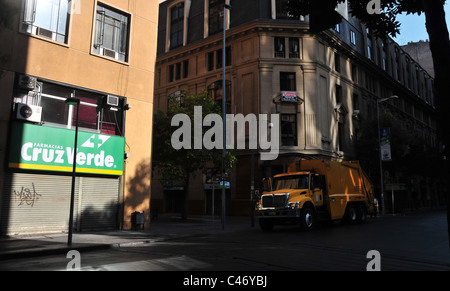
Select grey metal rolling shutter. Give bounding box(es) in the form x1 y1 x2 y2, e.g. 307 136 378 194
78 176 120 231
0 173 78 235
1 173 120 235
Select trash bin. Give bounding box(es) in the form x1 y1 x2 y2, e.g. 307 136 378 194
132 211 145 230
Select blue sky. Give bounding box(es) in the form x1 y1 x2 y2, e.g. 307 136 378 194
393 3 450 45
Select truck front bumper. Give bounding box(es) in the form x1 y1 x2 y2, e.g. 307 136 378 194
256 208 301 219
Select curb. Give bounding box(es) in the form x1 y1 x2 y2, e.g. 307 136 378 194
0 243 111 261
0 231 215 261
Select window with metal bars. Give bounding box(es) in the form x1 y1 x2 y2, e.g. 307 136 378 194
93 3 130 62
13 79 125 136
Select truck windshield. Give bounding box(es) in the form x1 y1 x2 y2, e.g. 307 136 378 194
273 175 309 190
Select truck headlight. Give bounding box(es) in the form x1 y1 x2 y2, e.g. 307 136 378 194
289 201 301 209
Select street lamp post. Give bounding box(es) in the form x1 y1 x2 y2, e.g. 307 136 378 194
65 94 80 246
377 95 398 216
221 2 231 230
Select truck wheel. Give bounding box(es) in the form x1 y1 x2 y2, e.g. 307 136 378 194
344 204 358 224
300 206 316 231
356 205 367 223
259 219 274 232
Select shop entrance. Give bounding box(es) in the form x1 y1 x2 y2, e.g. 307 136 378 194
164 189 184 214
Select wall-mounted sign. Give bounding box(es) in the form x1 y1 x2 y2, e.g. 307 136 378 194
8 122 125 176
281 91 298 102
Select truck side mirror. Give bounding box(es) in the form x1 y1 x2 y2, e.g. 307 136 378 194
262 178 272 192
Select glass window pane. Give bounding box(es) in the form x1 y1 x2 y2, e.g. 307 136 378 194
280 72 296 91
102 110 123 136
25 0 69 42
95 4 129 61
23 0 36 23
74 91 100 131
119 21 128 53
57 0 69 35
34 0 59 32
42 82 71 99
170 3 184 49
209 0 224 35
40 82 71 125
94 15 102 46
41 97 69 125
103 17 116 50
281 114 297 146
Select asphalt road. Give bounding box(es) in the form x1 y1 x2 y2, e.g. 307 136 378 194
1 209 449 272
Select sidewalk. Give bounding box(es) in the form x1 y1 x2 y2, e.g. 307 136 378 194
0 215 251 261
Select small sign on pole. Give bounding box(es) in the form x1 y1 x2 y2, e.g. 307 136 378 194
380 127 392 161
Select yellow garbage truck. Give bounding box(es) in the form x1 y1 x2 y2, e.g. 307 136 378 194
256 160 376 231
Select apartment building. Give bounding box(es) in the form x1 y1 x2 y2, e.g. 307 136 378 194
0 0 158 234
152 0 439 216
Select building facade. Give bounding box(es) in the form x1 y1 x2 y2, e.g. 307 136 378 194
152 0 441 216
0 0 158 234
401 40 435 78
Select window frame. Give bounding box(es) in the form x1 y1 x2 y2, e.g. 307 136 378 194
289 38 300 59
335 23 340 33
13 78 125 136
169 2 185 50
207 51 215 71
92 2 131 63
280 114 298 146
208 0 224 36
183 60 189 78
367 30 373 61
274 37 286 58
207 47 231 72
168 60 189 82
350 30 356 45
20 0 71 44
335 84 342 104
280 72 296 91
335 52 341 73
207 80 232 113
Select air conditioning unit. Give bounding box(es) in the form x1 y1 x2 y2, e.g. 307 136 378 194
102 48 117 59
16 103 42 123
36 27 54 39
106 95 119 107
18 75 37 91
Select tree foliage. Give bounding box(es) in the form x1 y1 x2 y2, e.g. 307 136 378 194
288 0 447 38
153 91 235 183
152 91 236 218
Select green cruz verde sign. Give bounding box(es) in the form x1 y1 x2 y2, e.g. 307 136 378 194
8 122 125 176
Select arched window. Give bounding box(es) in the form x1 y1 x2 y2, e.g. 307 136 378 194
168 90 185 108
